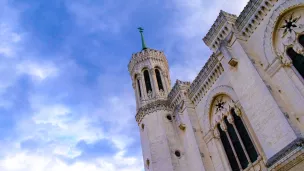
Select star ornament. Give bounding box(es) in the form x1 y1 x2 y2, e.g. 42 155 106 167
281 13 301 38
215 97 226 112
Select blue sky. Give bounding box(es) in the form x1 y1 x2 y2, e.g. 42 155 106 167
0 0 248 170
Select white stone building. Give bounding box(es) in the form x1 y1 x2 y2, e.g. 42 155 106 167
128 0 304 170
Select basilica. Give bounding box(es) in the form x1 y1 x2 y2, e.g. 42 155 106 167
128 0 304 170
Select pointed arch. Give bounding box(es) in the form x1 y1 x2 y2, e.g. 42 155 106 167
286 47 304 78
211 95 259 170
204 85 238 132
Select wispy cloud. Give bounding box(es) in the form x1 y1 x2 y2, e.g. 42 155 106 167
0 0 249 170
164 0 249 82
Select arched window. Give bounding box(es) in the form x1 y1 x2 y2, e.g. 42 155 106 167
217 109 258 171
217 124 240 171
137 79 142 98
286 47 304 78
143 70 152 93
211 95 259 170
299 35 304 47
155 69 164 91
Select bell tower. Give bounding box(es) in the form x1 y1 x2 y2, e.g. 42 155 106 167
128 27 171 110
128 28 187 171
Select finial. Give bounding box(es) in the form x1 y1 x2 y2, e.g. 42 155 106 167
138 27 148 50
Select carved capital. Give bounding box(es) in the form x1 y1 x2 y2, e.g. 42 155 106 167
220 120 227 132
150 69 156 75
278 54 292 67
227 113 234 124
234 103 242 117
214 128 220 139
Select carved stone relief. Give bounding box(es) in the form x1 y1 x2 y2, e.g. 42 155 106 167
274 7 304 66
264 1 304 66
210 95 238 129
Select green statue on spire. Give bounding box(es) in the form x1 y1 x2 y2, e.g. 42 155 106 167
138 27 148 50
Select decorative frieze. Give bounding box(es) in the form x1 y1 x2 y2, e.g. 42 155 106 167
128 48 169 76
235 0 278 40
203 10 237 50
204 0 278 49
167 80 191 108
189 54 224 105
135 99 173 124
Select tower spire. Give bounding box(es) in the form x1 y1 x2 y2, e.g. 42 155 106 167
138 27 147 50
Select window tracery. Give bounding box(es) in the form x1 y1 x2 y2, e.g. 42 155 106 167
272 7 304 78
211 95 258 171
280 13 301 38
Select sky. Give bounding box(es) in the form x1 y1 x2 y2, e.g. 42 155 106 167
0 0 248 170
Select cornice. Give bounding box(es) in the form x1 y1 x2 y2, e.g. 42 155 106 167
204 0 279 49
128 48 169 75
203 10 237 50
135 99 172 124
167 80 191 108
189 54 224 105
235 0 278 40
266 138 304 168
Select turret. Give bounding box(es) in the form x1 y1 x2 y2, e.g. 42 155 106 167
128 28 171 110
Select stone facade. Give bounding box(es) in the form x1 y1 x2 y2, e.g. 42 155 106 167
128 0 304 170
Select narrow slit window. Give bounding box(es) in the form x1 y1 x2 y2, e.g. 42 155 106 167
143 70 153 93
287 47 304 78
155 69 164 91
137 79 142 98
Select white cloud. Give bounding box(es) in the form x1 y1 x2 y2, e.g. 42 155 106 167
0 1 250 171
0 152 143 171
165 0 249 82
16 61 58 82
0 24 23 57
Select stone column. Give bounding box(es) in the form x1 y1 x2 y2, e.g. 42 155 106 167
150 69 160 97
160 71 168 95
163 71 170 93
139 74 147 101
